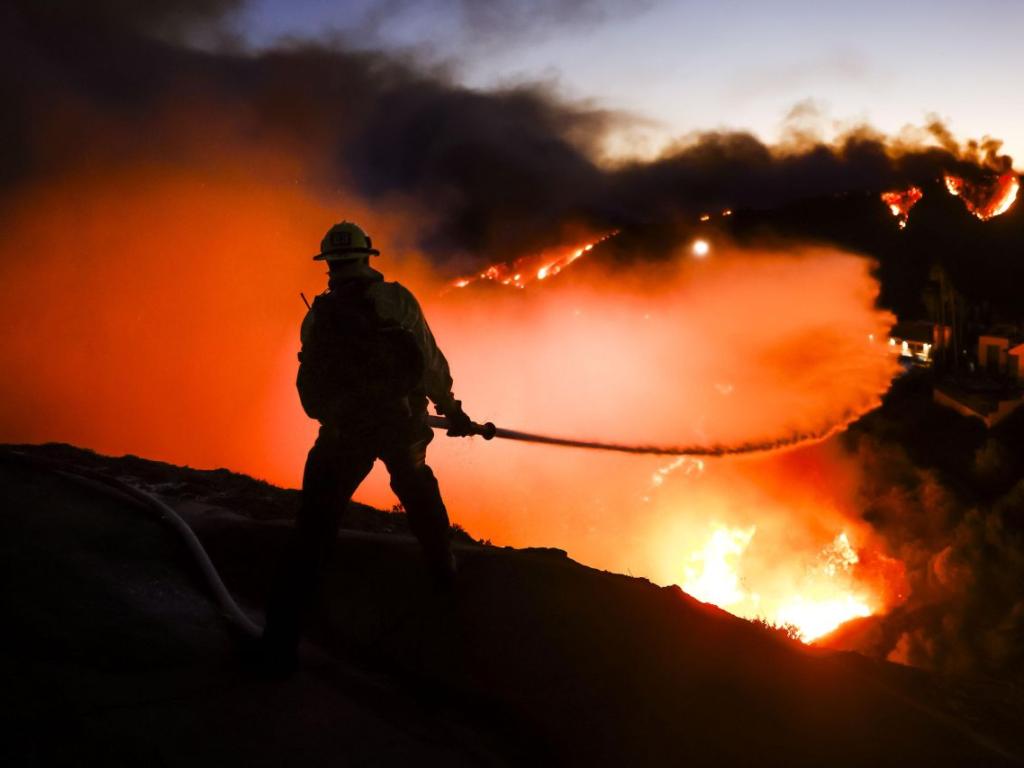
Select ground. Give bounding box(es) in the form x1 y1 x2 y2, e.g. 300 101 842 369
2 444 1022 766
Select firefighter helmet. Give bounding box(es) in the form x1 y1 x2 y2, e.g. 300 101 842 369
313 221 381 261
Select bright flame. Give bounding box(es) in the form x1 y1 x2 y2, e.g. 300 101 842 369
691 239 710 258
684 525 756 607
943 171 1019 220
775 594 871 642
450 232 616 290
880 185 923 229
678 526 876 643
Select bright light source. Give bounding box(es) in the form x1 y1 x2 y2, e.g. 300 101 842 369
692 239 710 258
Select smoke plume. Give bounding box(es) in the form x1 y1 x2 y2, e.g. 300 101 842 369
819 386 1024 678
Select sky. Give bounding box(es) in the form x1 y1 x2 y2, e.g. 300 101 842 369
234 0 1024 164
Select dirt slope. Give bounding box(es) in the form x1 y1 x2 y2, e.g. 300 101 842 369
2 444 1021 766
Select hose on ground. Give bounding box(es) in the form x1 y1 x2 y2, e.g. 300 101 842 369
0 448 262 637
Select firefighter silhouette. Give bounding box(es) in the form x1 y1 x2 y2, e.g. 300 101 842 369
259 221 475 673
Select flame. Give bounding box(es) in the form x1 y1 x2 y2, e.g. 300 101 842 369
943 171 1019 220
879 185 923 229
680 526 876 642
450 232 617 290
775 594 871 641
699 209 731 222
683 525 756 607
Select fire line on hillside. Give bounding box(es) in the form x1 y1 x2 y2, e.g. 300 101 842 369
881 171 1019 228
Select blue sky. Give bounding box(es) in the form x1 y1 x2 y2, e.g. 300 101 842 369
235 0 1024 164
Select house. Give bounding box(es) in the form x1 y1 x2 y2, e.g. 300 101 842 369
1013 343 1024 381
888 321 949 366
978 334 1024 381
932 328 1024 427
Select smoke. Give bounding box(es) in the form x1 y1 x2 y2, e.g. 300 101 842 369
818 392 1024 678
3 1 1017 268
2 0 1023 669
12 0 243 39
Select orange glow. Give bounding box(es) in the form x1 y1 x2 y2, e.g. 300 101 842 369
0 158 905 643
943 171 1019 220
879 186 923 229
425 246 904 641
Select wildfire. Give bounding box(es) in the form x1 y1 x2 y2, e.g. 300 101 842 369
450 231 618 290
943 171 1019 220
880 185 923 229
684 525 756 607
699 209 732 222
681 527 875 643
775 595 871 642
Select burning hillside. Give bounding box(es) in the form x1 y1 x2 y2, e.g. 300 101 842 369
880 185 923 229
450 232 618 289
944 171 1020 220
880 172 1018 229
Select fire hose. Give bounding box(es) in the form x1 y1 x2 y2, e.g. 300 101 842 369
1 448 262 638
426 414 855 457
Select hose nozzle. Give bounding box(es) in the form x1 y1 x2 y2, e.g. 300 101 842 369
426 415 495 439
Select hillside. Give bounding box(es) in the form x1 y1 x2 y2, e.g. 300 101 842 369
2 444 1022 766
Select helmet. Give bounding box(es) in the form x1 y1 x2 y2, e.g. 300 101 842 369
313 221 381 261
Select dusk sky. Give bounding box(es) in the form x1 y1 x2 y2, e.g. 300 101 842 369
235 0 1024 163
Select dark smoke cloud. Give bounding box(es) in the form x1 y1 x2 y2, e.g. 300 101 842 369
829 378 1024 679
614 125 1015 226
14 0 243 40
2 0 1016 268
2 0 616 265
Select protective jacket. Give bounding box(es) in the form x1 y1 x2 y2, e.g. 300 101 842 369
301 260 460 416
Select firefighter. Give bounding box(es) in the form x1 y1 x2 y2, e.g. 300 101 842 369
257 221 475 674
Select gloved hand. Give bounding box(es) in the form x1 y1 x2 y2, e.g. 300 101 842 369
443 405 476 437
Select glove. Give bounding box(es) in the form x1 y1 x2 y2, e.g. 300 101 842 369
442 404 475 437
